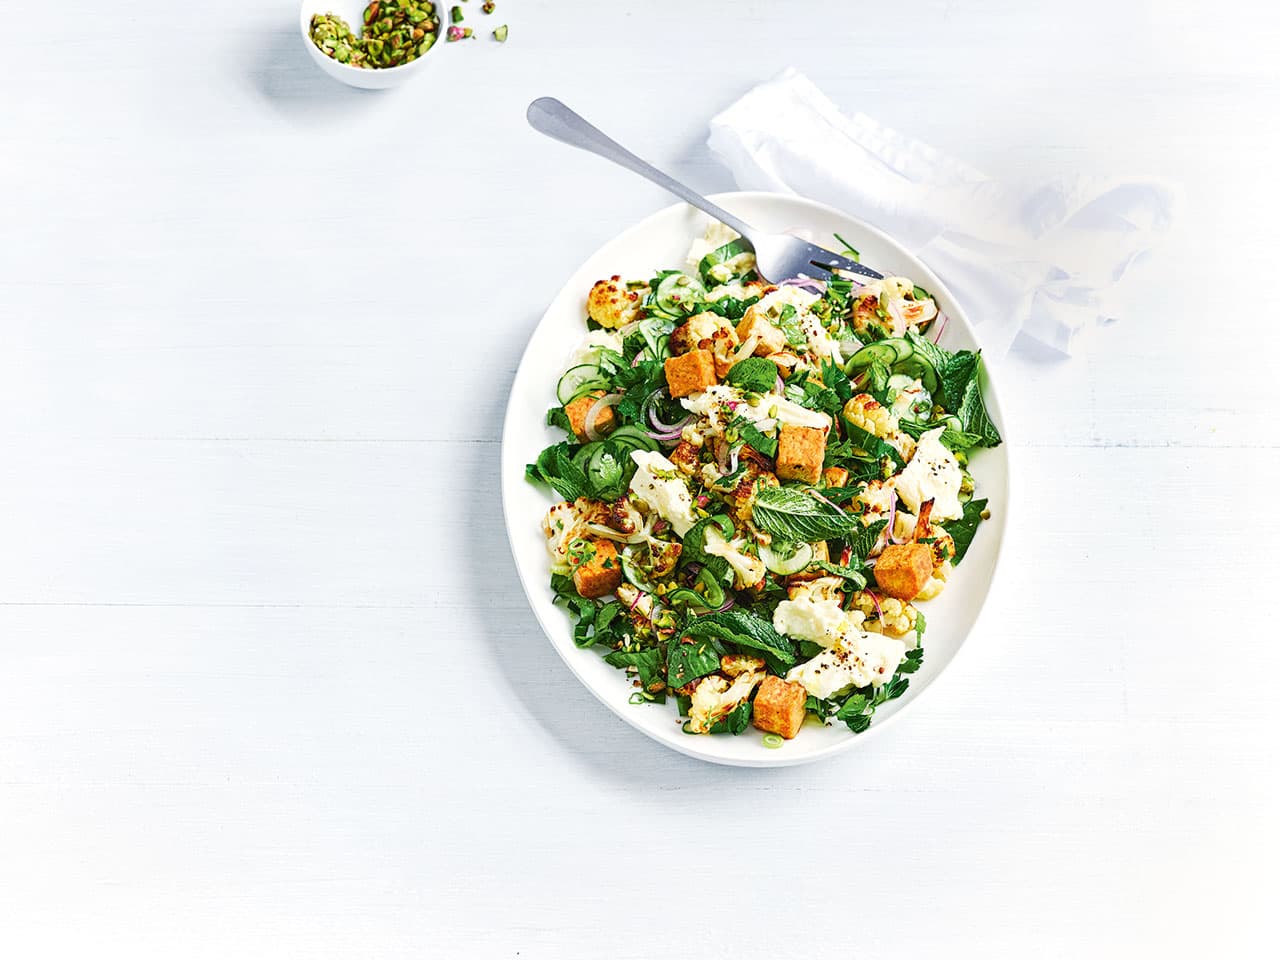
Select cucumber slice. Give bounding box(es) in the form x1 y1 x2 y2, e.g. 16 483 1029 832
608 425 659 453
844 338 913 376
572 442 600 471
759 542 815 576
655 272 707 315
621 553 658 592
557 364 610 405
666 587 709 609
585 445 623 493
894 356 940 394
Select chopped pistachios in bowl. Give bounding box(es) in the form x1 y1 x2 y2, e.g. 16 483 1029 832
310 0 440 69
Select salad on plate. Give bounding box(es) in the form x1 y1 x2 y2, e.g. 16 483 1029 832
525 223 1001 745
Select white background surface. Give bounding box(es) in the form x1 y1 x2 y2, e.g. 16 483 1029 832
1 1 1277 956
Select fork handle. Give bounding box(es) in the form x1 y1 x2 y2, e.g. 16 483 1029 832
527 97 758 241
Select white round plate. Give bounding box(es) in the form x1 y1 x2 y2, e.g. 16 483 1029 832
501 192 1010 767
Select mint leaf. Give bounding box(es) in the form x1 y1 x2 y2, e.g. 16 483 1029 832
604 648 666 692
725 357 779 393
683 609 797 674
667 636 723 688
845 519 888 564
810 560 868 589
526 442 588 501
708 699 753 735
777 304 807 347
946 498 988 564
842 422 904 471
734 418 777 457
751 485 861 543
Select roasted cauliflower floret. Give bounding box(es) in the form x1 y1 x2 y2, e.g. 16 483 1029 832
786 575 849 605
854 479 896 525
617 583 677 641
686 668 765 734
586 275 643 329
542 500 590 565
852 591 918 639
607 496 643 535
728 465 779 528
721 654 766 677
850 277 938 339
704 526 767 590
670 311 741 378
843 393 915 460
915 561 952 602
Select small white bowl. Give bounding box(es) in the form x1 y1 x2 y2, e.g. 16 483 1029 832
299 0 443 90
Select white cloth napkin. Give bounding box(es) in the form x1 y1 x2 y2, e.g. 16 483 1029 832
707 68 1176 356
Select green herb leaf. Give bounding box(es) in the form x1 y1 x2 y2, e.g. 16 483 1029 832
846 519 888 564
810 560 868 589
709 699 753 735
698 238 754 286
899 646 925 675
733 418 777 458
604 648 666 693
776 304 807 347
667 635 723 688
841 422 903 470
682 609 797 675
703 294 760 322
725 357 779 393
751 485 861 543
526 442 588 501
946 497 988 564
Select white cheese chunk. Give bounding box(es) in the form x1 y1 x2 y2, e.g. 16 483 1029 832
680 385 831 435
772 595 851 649
894 426 964 521
785 631 907 699
628 450 698 536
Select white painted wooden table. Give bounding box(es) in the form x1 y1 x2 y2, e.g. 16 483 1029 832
2 1 1277 956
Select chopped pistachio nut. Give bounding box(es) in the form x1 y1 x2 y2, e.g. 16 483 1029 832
449 5 463 22
446 24 473 40
482 0 495 11
309 1 440 69
492 23 508 41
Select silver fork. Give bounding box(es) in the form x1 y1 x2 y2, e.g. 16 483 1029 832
526 97 883 284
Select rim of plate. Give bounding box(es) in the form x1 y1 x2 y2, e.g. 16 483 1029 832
500 191 1012 767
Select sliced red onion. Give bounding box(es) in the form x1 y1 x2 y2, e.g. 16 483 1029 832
714 438 730 474
646 388 690 432
645 425 685 442
780 277 827 294
726 446 740 475
715 595 736 613
774 374 784 394
584 393 623 442
868 590 884 625
885 298 906 333
627 590 647 613
932 312 950 345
